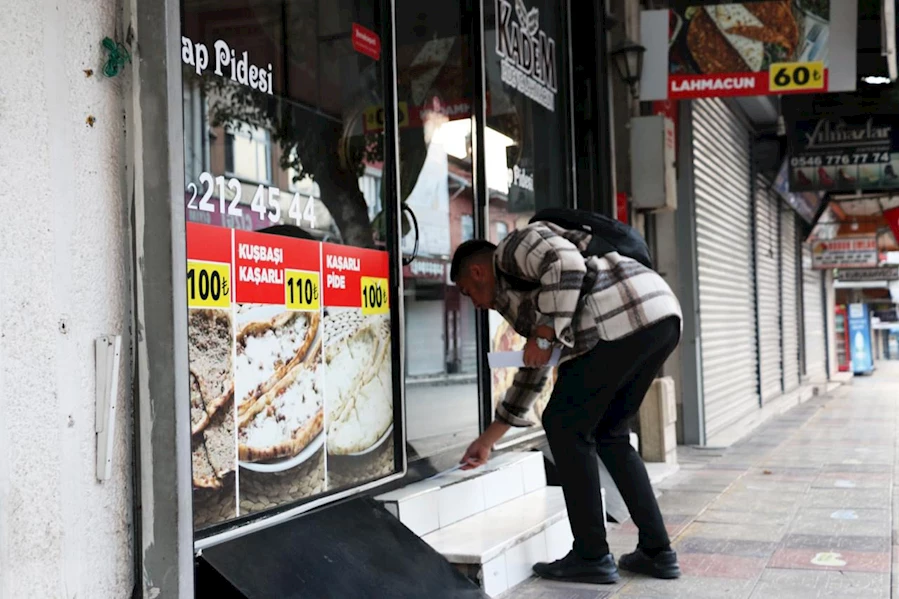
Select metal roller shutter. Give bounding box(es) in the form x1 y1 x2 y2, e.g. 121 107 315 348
802 245 828 382
780 210 800 392
405 300 446 376
693 99 759 439
754 177 782 403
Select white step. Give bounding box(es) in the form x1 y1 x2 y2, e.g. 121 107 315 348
423 487 590 598
376 452 546 537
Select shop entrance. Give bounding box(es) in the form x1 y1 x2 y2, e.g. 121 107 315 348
397 0 577 462
171 0 582 590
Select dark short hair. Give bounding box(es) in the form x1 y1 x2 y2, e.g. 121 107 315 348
450 239 497 282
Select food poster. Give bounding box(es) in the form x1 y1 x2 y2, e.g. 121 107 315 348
641 1 855 100
187 223 239 529
187 224 396 532
321 243 396 490
488 311 556 439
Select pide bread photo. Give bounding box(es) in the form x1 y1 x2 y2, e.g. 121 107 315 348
235 310 320 417
188 309 234 436
324 310 393 457
235 307 324 465
188 308 236 491
238 340 324 463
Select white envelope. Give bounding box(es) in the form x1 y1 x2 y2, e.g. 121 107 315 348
487 347 562 369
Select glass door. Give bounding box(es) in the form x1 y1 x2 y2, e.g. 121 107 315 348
482 0 574 444
394 0 482 460
181 0 405 542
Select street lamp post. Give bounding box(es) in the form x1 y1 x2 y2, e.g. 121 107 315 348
610 38 646 99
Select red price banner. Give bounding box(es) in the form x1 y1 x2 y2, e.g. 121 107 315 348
186 222 232 264
186 223 233 309
322 243 390 309
233 230 321 305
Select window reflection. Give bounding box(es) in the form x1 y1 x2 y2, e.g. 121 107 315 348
395 0 480 459
182 0 391 248
484 0 572 439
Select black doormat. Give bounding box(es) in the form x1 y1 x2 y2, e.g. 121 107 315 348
197 497 487 599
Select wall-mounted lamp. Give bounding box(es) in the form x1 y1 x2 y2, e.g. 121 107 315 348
610 38 646 98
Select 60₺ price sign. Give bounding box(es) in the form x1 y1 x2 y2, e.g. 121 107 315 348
769 62 825 93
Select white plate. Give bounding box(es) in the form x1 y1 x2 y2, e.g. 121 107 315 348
331 423 394 459
238 432 324 473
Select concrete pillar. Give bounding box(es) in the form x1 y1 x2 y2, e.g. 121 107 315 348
638 377 678 463
824 270 838 379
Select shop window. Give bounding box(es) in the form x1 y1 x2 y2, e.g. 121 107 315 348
461 214 474 242
359 169 383 222
224 125 272 185
182 0 402 539
495 221 509 242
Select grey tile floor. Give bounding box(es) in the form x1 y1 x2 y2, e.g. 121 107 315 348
508 362 899 599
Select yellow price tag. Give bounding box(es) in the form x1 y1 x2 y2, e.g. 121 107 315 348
285 269 321 311
187 260 231 309
363 102 409 132
360 276 389 315
770 62 825 92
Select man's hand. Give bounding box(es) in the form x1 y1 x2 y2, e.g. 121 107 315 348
460 421 511 470
523 336 553 368
460 437 492 470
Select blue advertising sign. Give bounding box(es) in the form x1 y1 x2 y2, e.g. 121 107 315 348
848 303 874 375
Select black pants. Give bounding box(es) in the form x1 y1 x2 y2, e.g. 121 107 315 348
541 316 681 559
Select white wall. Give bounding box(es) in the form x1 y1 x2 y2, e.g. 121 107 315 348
0 1 133 598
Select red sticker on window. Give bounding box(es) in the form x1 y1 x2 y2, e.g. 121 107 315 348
352 23 381 61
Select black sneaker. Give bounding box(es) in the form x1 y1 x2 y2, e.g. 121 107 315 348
618 548 681 579
532 551 620 584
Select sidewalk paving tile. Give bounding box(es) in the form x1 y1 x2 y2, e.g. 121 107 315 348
788 508 890 538
778 533 892 553
811 472 892 490
677 522 787 543
821 463 892 475
654 491 721 515
677 554 767 579
768 533 892 573
804 488 891 509
504 366 899 598
729 478 810 493
892 546 899 596
748 569 889 598
706 492 801 514
613 575 756 599
511 580 616 599
675 537 778 558
744 467 820 481
617 513 693 538
654 470 743 493
768 548 891 573
693 508 794 528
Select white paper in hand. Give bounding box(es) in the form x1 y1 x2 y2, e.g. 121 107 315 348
487 347 562 369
